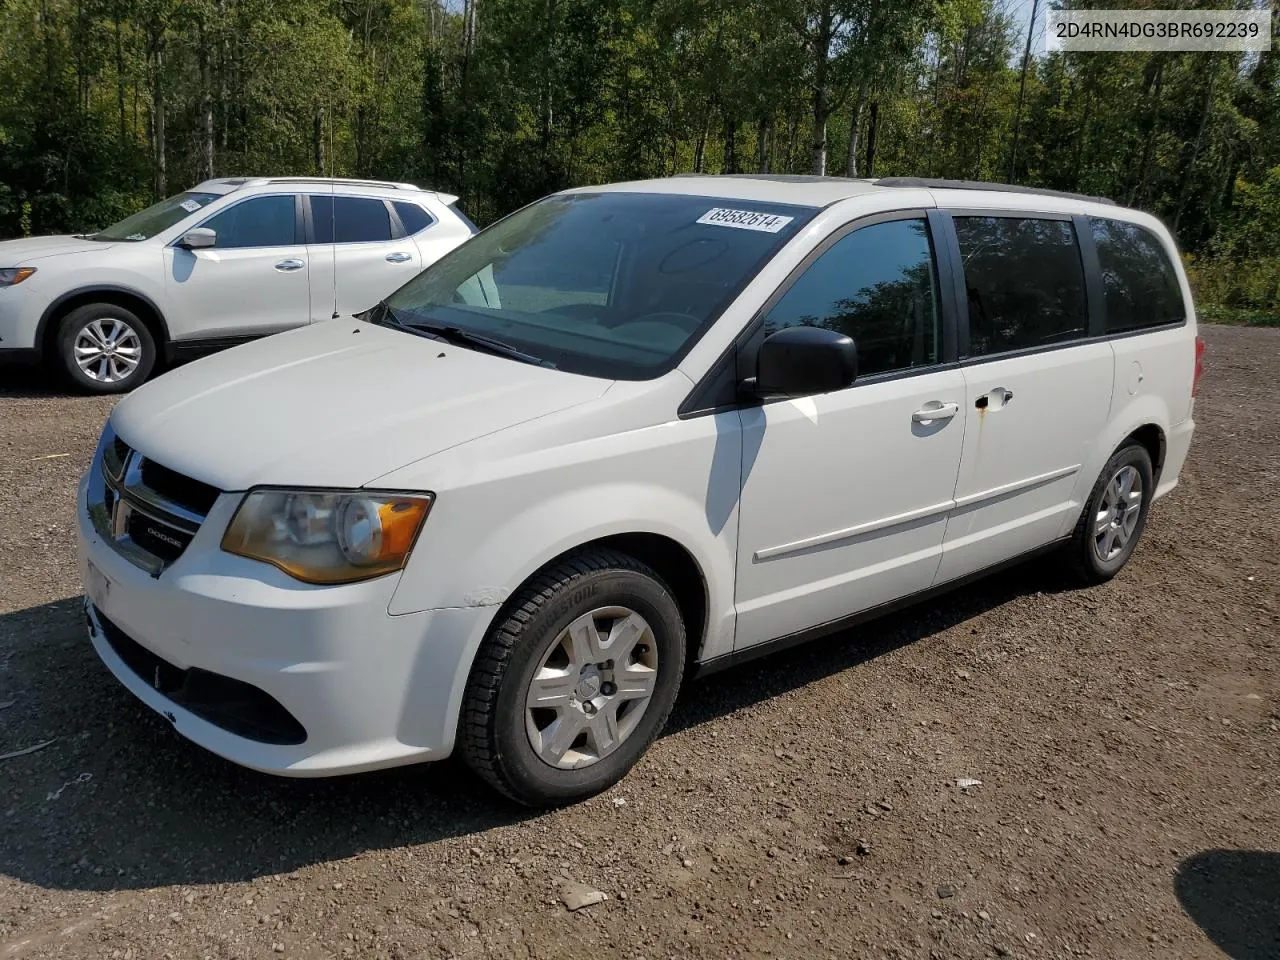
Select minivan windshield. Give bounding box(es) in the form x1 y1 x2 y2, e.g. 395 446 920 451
89 191 221 241
380 191 815 379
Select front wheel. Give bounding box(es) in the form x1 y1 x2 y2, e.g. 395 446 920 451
56 303 157 394
459 549 685 807
1064 442 1155 584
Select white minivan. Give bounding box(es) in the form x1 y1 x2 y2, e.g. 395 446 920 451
77 175 1201 806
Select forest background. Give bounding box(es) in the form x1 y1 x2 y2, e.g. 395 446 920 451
1 0 1277 323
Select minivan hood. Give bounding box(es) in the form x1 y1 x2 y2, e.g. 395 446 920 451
111 320 612 491
0 235 114 262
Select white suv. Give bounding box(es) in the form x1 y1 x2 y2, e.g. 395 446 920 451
77 175 1200 806
0 177 476 392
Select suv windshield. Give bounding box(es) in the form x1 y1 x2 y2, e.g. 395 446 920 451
90 191 221 241
381 191 814 379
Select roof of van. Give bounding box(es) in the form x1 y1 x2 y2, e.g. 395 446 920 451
568 174 1121 211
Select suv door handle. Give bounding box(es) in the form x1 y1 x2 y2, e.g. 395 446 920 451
385 251 413 263
274 259 305 272
911 402 960 424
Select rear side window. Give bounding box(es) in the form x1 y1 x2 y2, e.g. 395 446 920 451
764 218 940 377
310 196 394 244
1090 218 1184 332
393 201 434 236
201 195 297 248
954 216 1088 356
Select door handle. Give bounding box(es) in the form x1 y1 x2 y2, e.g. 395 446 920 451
911 401 960 424
274 259 305 272
385 251 413 263
975 386 1014 411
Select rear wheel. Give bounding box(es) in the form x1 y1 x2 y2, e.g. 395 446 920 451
56 303 157 394
1064 442 1154 584
459 549 685 807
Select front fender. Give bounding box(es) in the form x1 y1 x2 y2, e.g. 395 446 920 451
35 279 171 355
386 412 743 664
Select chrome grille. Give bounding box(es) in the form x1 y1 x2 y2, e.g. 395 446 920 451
87 427 220 577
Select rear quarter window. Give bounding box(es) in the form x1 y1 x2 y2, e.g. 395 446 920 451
393 201 435 236
1090 218 1185 333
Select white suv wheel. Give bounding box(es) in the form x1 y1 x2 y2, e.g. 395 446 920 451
56 303 157 394
73 317 144 384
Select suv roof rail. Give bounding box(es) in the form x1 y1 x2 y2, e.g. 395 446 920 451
873 177 1117 206
237 176 424 191
190 177 254 190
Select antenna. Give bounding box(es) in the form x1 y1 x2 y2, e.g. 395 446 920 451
328 89 339 320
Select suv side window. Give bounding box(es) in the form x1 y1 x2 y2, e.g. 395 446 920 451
1090 217 1184 332
200 195 298 248
310 196 394 244
954 216 1087 356
392 201 435 236
764 218 940 377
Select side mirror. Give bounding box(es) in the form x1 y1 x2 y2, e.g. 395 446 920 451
754 326 858 397
177 227 216 250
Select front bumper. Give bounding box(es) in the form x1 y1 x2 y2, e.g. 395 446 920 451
0 280 43 354
77 474 497 776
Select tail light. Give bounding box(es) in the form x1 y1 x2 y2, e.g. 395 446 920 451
1192 335 1205 398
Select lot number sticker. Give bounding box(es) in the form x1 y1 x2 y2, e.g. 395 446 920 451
697 207 794 233
179 198 203 212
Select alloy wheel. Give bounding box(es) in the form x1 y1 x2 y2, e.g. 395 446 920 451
1093 464 1143 562
74 317 143 384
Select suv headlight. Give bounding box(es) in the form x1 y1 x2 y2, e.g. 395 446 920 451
0 267 36 287
221 489 433 584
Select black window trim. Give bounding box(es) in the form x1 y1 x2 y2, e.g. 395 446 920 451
1075 213 1106 339
302 192 401 245
174 192 305 250
384 199 407 240
678 207 961 419
949 208 1094 363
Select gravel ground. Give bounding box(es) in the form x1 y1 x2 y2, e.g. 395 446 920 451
0 324 1276 960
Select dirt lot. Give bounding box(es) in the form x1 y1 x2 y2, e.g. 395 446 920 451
0 324 1276 960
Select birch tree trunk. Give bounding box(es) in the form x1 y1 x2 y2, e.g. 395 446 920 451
845 76 869 177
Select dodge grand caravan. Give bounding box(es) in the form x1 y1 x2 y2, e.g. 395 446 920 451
77 175 1200 806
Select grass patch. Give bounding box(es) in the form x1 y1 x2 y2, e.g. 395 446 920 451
1197 303 1280 328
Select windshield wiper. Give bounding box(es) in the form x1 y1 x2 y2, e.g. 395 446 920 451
371 301 556 369
362 300 398 326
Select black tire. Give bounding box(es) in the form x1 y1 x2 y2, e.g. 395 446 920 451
1063 442 1155 585
55 303 157 394
459 548 685 807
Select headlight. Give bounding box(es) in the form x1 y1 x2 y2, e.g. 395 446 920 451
221 489 433 584
0 267 36 287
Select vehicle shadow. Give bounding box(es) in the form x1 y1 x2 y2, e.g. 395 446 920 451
0 361 69 397
0 558 1078 893
0 358 195 397
1174 850 1280 960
